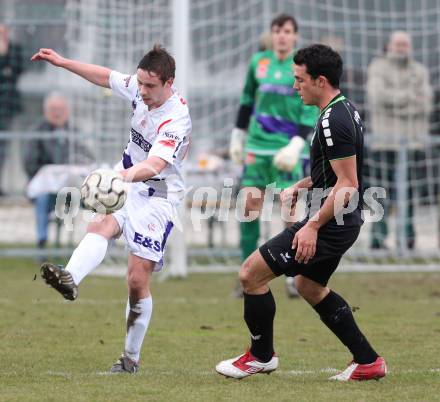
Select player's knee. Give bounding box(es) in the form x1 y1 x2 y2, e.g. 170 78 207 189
239 257 256 292
87 217 118 239
295 276 326 303
86 220 103 234
294 276 313 296
127 271 147 295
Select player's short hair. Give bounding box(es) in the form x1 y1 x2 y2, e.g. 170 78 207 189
270 13 298 33
293 44 343 88
137 44 175 84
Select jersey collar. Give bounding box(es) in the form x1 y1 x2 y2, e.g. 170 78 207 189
272 49 294 63
320 94 345 116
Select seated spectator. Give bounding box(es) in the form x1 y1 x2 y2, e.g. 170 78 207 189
23 92 93 250
366 31 433 250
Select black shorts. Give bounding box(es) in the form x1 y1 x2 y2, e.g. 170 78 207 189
259 220 360 286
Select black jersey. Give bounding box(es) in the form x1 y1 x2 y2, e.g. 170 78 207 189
309 94 364 226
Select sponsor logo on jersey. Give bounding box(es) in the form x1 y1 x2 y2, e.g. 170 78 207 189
256 58 270 78
133 231 161 251
147 223 156 232
124 75 131 87
131 128 152 152
159 139 176 148
163 131 180 140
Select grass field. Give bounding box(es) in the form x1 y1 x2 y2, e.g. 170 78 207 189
1 257 440 402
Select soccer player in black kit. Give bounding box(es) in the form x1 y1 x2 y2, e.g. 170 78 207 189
216 44 387 381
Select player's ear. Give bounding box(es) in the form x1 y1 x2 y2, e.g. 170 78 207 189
318 76 326 88
165 77 174 87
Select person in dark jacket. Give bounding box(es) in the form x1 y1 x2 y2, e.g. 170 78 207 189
24 92 92 249
0 24 23 195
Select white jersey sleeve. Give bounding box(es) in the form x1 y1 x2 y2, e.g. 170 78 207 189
149 117 190 165
109 70 138 101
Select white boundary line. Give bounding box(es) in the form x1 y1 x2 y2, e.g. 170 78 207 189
92 264 440 278
43 367 440 377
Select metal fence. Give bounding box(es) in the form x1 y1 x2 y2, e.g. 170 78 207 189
1 0 440 271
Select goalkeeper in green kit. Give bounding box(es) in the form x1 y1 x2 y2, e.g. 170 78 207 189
230 14 318 297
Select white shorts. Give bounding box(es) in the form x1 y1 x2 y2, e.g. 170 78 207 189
112 186 175 271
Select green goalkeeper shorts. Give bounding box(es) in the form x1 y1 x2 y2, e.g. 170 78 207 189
241 152 305 190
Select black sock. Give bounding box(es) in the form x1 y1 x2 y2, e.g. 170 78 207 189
313 290 378 364
243 290 276 362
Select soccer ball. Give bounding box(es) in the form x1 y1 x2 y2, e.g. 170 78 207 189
81 169 127 214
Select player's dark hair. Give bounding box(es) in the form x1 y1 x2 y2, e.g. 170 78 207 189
137 44 175 84
270 13 298 33
293 44 343 88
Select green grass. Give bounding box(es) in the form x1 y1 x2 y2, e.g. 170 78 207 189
1 258 440 402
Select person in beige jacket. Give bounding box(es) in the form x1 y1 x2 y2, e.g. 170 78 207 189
366 31 433 249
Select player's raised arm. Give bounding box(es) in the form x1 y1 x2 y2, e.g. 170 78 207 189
31 48 111 88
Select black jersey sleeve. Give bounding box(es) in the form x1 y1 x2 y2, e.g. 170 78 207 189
322 107 357 161
235 104 252 129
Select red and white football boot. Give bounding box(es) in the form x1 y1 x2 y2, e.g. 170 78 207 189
329 357 387 381
216 349 278 379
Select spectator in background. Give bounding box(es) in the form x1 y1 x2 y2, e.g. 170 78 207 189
23 92 93 250
0 24 23 195
366 31 433 249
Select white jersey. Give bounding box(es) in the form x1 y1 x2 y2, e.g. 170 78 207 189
109 70 191 205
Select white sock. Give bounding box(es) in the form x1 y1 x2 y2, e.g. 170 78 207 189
66 233 108 285
124 296 153 362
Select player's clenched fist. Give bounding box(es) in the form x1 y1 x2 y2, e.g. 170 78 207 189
31 48 66 67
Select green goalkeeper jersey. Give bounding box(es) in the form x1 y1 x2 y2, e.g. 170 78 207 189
240 50 319 155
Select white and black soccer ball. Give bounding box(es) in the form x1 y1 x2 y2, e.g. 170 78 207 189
81 169 127 214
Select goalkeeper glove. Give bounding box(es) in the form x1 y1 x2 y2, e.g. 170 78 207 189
229 128 246 165
273 136 306 172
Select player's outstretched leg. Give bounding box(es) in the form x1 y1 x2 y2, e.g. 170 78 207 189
40 217 117 300
40 231 107 301
217 250 278 379
295 275 387 381
40 263 78 301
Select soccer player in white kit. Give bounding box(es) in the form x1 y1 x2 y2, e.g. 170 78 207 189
31 45 191 373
